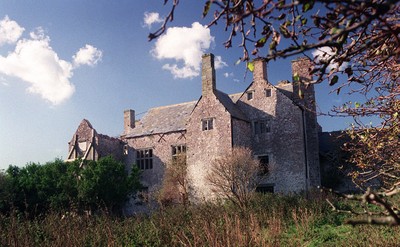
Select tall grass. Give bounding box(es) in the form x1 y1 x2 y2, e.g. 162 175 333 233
1 193 400 246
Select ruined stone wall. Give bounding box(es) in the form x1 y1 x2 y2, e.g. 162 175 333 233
123 131 186 190
67 119 97 161
97 134 124 161
186 95 233 200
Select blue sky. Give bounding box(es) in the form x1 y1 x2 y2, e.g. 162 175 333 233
0 1 355 169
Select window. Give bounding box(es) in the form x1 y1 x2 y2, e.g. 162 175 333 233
258 155 269 175
172 145 186 159
265 89 272 97
136 148 153 170
256 184 274 193
247 91 254 100
123 144 129 155
253 120 271 134
172 145 186 156
202 118 214 131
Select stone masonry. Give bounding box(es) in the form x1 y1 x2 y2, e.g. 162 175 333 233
67 53 321 203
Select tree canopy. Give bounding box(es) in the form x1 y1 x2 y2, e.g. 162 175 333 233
0 157 141 216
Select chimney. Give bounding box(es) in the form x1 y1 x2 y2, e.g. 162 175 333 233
291 57 312 83
202 53 216 97
291 57 315 105
253 58 268 82
124 109 135 132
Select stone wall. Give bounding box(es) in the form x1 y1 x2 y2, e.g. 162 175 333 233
123 131 186 190
231 118 252 148
186 94 234 201
291 57 321 188
234 58 309 193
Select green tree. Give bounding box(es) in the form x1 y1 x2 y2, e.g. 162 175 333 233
77 156 141 213
0 157 141 216
1 160 78 216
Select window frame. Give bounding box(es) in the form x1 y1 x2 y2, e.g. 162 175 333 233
247 90 254 100
257 155 270 175
265 88 272 97
202 118 214 131
171 145 187 164
136 148 153 170
256 184 275 193
253 120 271 135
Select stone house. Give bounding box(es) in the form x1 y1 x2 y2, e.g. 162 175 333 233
67 53 321 200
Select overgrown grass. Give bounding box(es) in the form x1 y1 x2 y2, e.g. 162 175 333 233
1 193 400 246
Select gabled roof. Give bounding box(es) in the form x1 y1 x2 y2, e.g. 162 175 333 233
125 101 197 138
124 90 250 139
216 90 248 121
228 93 242 103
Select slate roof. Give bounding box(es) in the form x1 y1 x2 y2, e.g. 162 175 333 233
124 91 249 138
215 90 248 121
125 101 197 138
228 93 242 103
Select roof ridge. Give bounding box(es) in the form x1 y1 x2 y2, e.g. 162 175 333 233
148 100 197 111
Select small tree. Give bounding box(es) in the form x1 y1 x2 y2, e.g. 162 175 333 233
207 147 261 210
159 155 189 207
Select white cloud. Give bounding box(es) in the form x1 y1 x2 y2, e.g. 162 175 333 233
73 44 103 67
151 22 214 79
143 12 163 28
0 17 103 105
223 72 234 78
0 16 25 46
312 47 348 71
215 56 227 69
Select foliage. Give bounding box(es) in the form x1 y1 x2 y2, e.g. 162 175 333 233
207 147 261 210
158 155 190 207
1 160 78 216
152 0 399 85
77 156 141 212
2 193 400 246
336 81 400 189
0 156 140 216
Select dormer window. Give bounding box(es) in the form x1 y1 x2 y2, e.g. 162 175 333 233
265 89 272 97
202 118 214 131
247 91 254 100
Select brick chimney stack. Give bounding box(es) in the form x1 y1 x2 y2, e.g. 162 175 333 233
202 53 216 97
124 109 135 133
253 58 268 82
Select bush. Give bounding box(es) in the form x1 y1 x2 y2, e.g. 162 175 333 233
0 157 141 216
